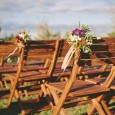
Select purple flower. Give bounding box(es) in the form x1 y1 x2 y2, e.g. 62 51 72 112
72 28 85 37
16 35 20 39
72 28 80 35
79 30 85 37
16 35 24 44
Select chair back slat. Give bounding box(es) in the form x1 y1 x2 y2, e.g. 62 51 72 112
24 40 57 60
0 41 19 56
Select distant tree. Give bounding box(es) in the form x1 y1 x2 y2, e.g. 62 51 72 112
108 32 115 37
36 23 60 40
5 34 15 41
0 26 1 32
107 1 115 37
0 26 1 39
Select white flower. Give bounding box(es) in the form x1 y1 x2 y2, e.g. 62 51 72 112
84 50 89 53
87 42 92 45
86 32 94 37
19 33 25 39
77 36 81 41
70 35 76 41
97 37 101 40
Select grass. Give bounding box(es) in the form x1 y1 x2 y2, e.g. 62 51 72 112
0 98 115 115
0 97 88 115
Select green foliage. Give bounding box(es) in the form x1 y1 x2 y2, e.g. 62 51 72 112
108 32 115 37
38 110 52 115
66 105 89 115
65 25 93 53
3 34 15 41
36 23 60 40
0 26 1 32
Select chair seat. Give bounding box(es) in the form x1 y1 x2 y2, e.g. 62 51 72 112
3 71 50 82
25 60 44 65
45 80 109 97
85 77 115 90
3 62 18 66
82 69 104 75
0 88 10 99
52 68 71 77
23 65 47 71
0 67 17 73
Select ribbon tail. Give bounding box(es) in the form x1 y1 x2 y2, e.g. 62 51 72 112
56 45 76 81
6 47 19 62
7 47 18 58
61 45 76 70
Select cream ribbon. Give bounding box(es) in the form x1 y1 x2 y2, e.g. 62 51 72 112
61 44 76 70
7 47 20 63
56 45 76 81
7 47 19 58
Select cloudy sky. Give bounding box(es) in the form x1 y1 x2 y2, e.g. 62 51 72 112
0 0 115 39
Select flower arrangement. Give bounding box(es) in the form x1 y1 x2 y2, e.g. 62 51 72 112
61 24 93 70
15 32 31 47
6 32 31 62
66 25 93 53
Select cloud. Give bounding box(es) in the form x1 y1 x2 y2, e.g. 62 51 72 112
0 0 114 15
0 0 114 38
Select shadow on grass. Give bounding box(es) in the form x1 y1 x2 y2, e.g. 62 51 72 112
0 102 21 115
0 100 114 115
108 101 115 114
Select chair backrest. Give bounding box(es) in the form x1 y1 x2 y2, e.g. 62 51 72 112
58 39 70 58
24 39 60 75
0 41 19 66
55 39 71 69
55 38 115 76
58 37 115 65
78 37 115 75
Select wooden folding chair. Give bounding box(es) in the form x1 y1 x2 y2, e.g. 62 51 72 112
42 48 115 115
3 39 60 114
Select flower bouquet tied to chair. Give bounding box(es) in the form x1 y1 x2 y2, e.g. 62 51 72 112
15 32 31 48
7 32 31 62
62 24 94 70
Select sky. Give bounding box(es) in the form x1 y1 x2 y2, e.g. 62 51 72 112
0 0 115 39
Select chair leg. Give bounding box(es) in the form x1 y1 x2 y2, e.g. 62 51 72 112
101 100 112 115
92 99 106 115
87 103 96 115
0 80 3 87
41 84 54 107
50 89 67 115
14 90 26 115
18 98 26 115
87 95 105 115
